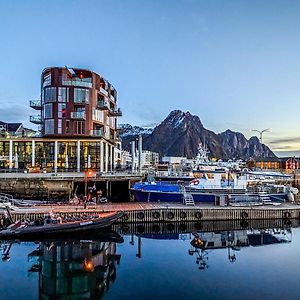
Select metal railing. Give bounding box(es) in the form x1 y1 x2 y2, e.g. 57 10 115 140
70 112 86 120
97 99 110 109
99 87 108 96
29 100 42 110
62 80 92 88
90 130 104 137
30 115 42 124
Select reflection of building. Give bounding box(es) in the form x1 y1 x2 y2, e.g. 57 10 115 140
0 67 122 172
29 239 121 299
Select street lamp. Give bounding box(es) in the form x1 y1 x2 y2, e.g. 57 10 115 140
250 128 272 144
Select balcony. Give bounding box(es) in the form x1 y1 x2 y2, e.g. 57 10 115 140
73 99 87 105
97 99 110 110
70 112 86 120
109 108 122 117
30 115 42 124
90 129 104 137
29 100 42 110
110 94 115 102
99 87 108 97
62 80 92 88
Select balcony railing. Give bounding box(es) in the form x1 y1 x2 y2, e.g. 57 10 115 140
109 108 122 117
99 87 108 97
90 129 104 137
29 100 42 110
62 80 92 88
97 100 110 110
70 112 86 120
73 99 87 105
30 115 42 124
110 94 115 102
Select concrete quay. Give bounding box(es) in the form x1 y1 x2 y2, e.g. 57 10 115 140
0 172 143 201
1 202 300 224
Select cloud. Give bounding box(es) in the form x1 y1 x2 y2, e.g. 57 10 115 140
269 137 300 145
140 122 159 128
272 145 294 150
275 150 300 158
0 105 31 123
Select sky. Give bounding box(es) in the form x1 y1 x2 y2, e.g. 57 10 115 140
0 0 299 156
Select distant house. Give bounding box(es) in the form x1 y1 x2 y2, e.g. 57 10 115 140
281 157 299 170
0 121 36 137
254 156 299 170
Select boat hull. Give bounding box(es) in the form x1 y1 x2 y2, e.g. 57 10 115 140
132 189 216 203
0 212 124 239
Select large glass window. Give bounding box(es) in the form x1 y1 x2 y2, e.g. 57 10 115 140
75 121 84 134
44 87 56 103
92 108 104 123
45 119 54 134
80 142 101 170
74 88 89 103
58 87 69 102
44 103 53 119
58 103 66 118
58 119 62 134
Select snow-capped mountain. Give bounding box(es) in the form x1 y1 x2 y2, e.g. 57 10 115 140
119 110 276 159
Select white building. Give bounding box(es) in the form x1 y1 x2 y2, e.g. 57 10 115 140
162 156 187 165
141 150 159 167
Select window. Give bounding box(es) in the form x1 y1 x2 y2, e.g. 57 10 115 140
74 88 89 103
92 109 104 122
66 121 70 133
44 87 56 103
75 121 84 134
58 119 62 134
44 103 53 119
45 119 54 134
58 103 66 118
58 87 69 102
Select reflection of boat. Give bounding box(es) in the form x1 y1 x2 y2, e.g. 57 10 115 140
0 211 123 239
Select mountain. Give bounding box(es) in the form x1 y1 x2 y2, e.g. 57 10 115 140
218 129 276 159
118 124 153 151
142 110 225 158
119 110 276 159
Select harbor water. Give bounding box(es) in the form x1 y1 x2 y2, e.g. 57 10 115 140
1 225 300 299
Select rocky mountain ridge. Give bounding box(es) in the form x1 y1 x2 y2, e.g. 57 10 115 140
119 110 276 159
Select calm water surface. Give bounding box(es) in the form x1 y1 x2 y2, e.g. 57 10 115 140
0 225 300 300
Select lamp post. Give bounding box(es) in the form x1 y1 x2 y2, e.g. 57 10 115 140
250 128 272 170
250 128 272 144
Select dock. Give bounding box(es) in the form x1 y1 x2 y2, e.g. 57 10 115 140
1 203 300 225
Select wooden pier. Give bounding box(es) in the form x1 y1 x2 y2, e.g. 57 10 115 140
1 203 300 225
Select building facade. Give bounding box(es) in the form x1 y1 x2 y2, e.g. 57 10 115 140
0 67 121 173
30 67 121 139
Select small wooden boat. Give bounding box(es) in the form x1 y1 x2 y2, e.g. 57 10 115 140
0 211 123 239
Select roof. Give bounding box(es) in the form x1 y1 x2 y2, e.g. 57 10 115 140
0 121 23 132
7 123 22 132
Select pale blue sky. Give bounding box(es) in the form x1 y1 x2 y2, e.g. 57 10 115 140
0 0 299 156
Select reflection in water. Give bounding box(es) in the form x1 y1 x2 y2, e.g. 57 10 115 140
187 229 292 269
126 224 292 271
0 222 296 299
36 239 122 299
0 232 123 299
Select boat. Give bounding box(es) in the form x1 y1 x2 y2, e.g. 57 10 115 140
131 144 297 204
132 168 296 204
0 211 124 239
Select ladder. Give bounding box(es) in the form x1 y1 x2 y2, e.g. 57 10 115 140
182 186 195 206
